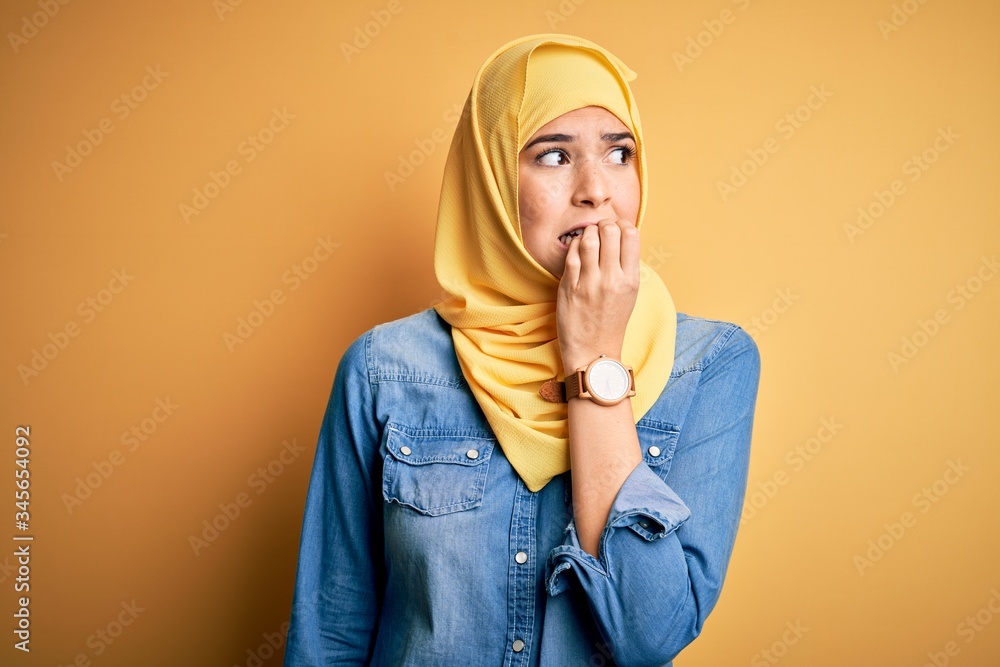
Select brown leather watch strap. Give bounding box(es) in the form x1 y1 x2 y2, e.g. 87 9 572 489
538 358 635 404
537 370 585 403
538 378 566 403
564 369 584 401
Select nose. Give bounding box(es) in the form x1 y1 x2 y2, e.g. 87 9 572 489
570 160 610 208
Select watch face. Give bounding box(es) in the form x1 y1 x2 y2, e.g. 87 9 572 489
588 359 630 400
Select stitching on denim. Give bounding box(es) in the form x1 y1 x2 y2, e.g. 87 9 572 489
386 422 497 440
385 495 482 515
669 320 745 378
375 372 466 388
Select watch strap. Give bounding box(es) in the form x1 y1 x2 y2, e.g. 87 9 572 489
538 377 566 403
537 363 636 404
564 369 585 401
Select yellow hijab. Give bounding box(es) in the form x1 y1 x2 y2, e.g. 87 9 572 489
432 34 677 492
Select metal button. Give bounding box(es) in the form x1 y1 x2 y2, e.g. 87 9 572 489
515 551 528 564
512 639 525 652
648 446 661 457
400 446 412 456
639 520 650 529
466 449 479 459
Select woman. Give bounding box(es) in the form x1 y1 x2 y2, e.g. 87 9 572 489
283 34 760 667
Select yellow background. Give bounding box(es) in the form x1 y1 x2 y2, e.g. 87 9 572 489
1 0 998 665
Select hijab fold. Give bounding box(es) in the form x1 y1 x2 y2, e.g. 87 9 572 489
433 34 677 492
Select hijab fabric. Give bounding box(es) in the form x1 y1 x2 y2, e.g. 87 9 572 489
432 34 677 492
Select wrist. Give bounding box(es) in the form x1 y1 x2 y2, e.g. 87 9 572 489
561 348 624 375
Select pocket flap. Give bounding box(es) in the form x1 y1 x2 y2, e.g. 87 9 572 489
385 426 495 466
382 424 496 516
637 421 680 470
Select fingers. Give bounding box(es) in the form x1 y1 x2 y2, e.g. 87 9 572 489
563 219 640 287
596 220 621 273
619 220 640 284
573 220 613 285
574 224 599 283
562 233 581 287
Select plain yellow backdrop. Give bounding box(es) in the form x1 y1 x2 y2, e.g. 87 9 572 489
1 0 998 665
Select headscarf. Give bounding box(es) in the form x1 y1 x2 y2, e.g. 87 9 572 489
432 34 677 492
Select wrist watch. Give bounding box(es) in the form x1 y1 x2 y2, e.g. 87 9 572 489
538 354 636 406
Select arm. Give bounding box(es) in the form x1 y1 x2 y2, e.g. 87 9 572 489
284 332 384 666
562 350 643 557
547 327 761 666
556 219 645 557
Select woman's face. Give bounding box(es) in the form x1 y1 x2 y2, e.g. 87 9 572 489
517 105 640 279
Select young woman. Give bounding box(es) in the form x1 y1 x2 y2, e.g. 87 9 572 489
283 34 761 667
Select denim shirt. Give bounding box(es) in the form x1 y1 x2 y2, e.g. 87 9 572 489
283 308 761 667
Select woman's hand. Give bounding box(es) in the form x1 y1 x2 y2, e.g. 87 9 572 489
556 218 640 374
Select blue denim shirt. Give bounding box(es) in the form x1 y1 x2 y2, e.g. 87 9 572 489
283 309 760 667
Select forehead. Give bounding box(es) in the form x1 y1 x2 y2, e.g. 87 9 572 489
527 106 630 138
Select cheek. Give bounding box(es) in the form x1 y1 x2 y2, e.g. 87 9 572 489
618 173 641 219
519 176 563 222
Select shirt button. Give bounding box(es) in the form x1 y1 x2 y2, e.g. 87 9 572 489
400 446 412 456
648 446 661 457
466 449 479 459
515 551 528 564
512 639 525 652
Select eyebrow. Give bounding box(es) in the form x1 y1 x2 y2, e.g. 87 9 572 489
522 131 636 151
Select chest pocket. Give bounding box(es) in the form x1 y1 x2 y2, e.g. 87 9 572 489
382 424 495 516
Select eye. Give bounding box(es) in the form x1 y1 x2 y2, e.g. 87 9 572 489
609 145 637 165
535 149 569 166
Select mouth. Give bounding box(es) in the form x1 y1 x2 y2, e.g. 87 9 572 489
557 224 596 248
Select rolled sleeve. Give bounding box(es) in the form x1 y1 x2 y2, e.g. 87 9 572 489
545 461 691 595
607 461 692 541
544 326 761 667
